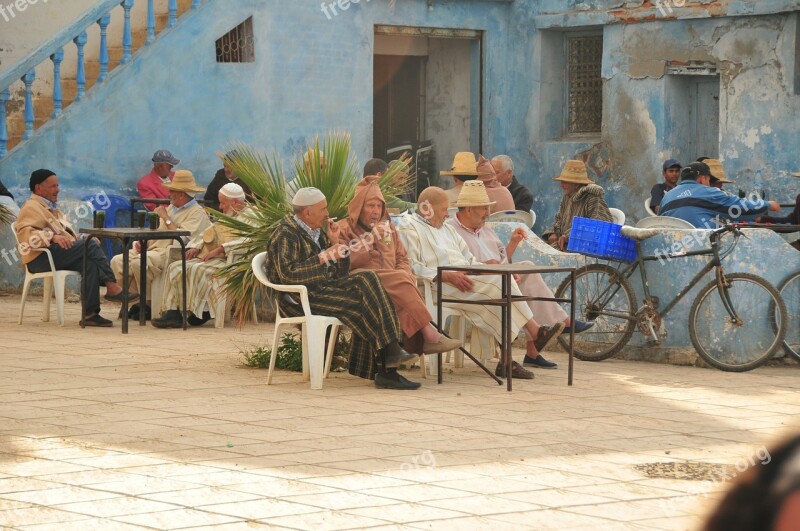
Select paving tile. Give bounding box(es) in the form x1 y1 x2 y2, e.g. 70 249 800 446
113 508 242 529
52 497 181 518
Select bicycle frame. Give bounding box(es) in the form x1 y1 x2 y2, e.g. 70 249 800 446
587 227 741 324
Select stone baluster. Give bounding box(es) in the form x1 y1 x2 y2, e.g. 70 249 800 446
73 31 87 102
0 89 9 158
50 48 64 119
22 70 35 140
97 14 111 82
146 0 155 44
168 0 177 28
121 0 134 64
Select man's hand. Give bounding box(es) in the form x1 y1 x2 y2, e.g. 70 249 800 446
510 227 528 245
556 235 568 251
134 241 141 253
483 259 501 265
442 271 474 292
200 247 225 262
768 200 781 213
154 206 169 220
319 244 348 264
186 248 200 260
51 233 73 250
547 234 558 245
326 218 341 241
513 273 521 283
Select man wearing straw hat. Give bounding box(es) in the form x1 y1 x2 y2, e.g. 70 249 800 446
266 187 419 390
542 160 612 251
397 185 564 380
448 181 595 370
152 183 256 328
441 152 480 207
110 170 212 314
701 158 735 191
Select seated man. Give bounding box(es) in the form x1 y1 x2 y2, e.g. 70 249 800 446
660 161 779 228
363 158 416 213
397 186 564 380
448 181 594 369
491 155 533 213
441 152 479 206
266 187 418 390
650 159 681 214
203 151 253 212
137 149 178 210
703 159 735 191
111 170 212 314
153 183 256 328
475 155 515 213
337 175 462 355
15 169 133 327
542 160 612 251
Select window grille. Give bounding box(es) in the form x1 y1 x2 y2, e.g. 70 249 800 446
216 17 255 63
567 35 603 134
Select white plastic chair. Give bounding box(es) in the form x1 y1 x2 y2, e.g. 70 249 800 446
644 197 657 217
251 252 341 390
635 216 696 229
609 208 626 225
487 210 534 227
529 209 537 228
11 222 80 326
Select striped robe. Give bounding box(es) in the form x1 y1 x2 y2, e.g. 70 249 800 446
265 216 401 380
159 207 255 317
396 212 534 356
542 184 612 242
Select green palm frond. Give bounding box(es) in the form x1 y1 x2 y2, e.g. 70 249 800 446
0 204 12 226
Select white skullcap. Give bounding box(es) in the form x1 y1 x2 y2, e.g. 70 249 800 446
292 187 326 207
219 182 245 200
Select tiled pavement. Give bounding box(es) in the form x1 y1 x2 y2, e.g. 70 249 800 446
1 294 799 530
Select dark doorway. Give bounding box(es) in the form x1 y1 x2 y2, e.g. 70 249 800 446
373 55 423 160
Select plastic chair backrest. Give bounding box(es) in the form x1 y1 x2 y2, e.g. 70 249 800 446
529 210 537 228
644 197 657 217
609 208 626 225
635 216 696 229
486 210 534 227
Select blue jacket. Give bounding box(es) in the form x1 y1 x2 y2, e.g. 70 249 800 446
660 181 768 228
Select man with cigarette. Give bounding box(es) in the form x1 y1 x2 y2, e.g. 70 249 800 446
265 187 419 389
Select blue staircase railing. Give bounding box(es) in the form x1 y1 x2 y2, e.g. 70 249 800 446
0 0 203 159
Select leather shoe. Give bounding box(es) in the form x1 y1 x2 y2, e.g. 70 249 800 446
80 314 113 327
562 320 595 334
187 311 211 326
383 342 417 368
105 291 139 303
495 360 534 380
375 371 421 390
422 336 463 354
151 310 184 329
523 354 558 369
533 323 565 352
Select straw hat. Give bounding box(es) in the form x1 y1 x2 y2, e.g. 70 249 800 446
791 172 800 178
704 159 733 184
441 152 479 176
454 180 496 208
553 160 593 185
163 170 206 193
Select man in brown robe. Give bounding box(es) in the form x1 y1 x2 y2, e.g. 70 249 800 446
338 176 462 356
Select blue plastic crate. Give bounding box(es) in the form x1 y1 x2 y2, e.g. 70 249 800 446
567 217 637 262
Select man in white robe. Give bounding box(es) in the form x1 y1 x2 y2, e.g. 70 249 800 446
397 185 564 379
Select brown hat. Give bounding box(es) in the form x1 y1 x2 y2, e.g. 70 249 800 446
163 170 206 194
441 152 479 176
454 180 496 208
704 159 733 184
553 160 593 185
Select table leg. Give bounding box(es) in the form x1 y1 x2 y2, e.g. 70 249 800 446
80 241 87 328
504 273 512 392
437 272 443 385
139 240 147 326
569 270 575 386
122 239 130 334
179 240 187 330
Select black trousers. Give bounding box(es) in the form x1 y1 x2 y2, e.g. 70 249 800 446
27 239 116 315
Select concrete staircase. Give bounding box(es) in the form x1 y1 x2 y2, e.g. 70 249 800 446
5 0 195 152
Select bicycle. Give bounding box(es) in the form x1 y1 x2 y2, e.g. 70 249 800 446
777 269 800 361
554 224 788 372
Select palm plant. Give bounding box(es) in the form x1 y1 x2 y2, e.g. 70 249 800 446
216 131 414 324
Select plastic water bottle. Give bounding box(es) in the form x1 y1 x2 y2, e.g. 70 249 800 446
753 169 765 201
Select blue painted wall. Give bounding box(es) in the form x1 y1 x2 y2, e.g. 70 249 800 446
1 0 798 291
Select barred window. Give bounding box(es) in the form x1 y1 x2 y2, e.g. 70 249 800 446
216 17 255 63
567 35 603 134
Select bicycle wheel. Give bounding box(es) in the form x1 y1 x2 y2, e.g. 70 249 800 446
689 273 788 372
555 263 636 361
778 271 800 361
